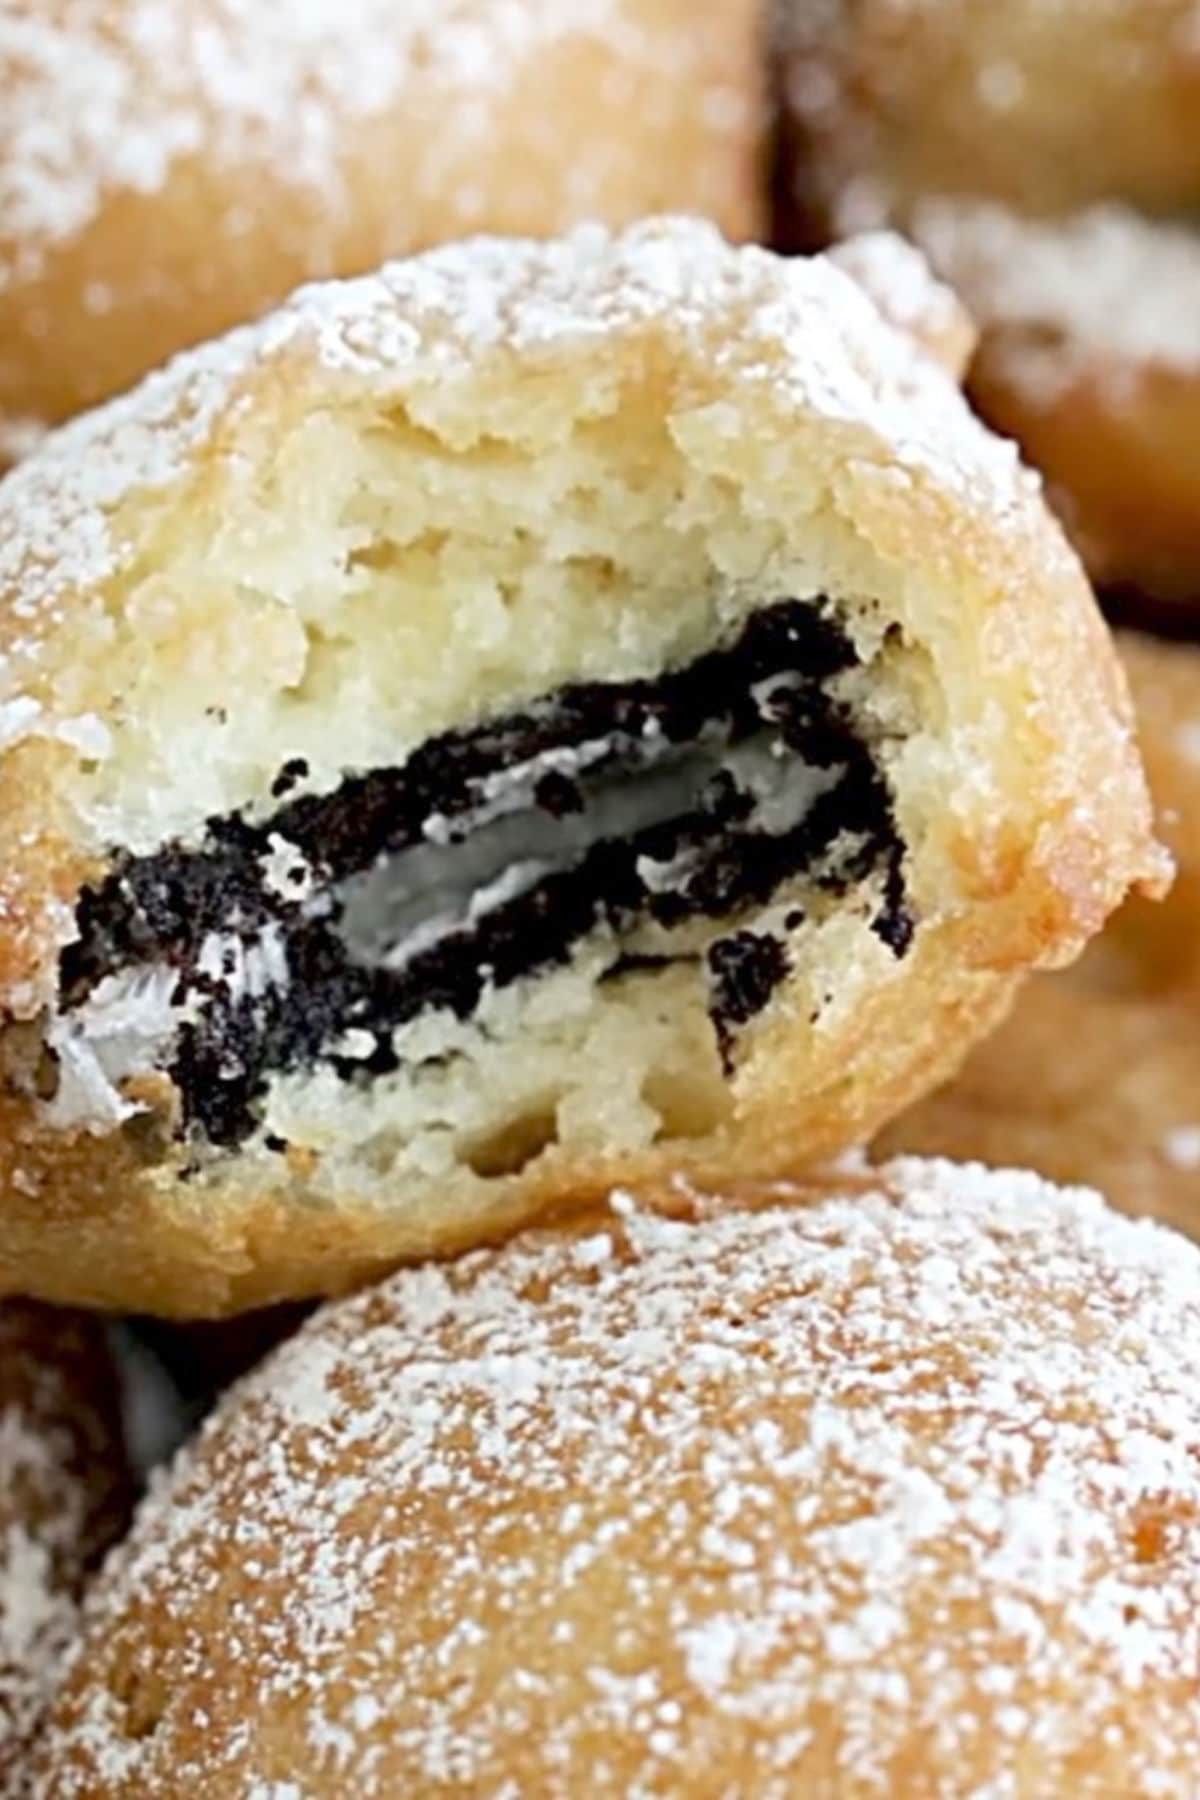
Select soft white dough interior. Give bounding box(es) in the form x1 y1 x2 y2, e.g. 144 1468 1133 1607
47 378 931 1194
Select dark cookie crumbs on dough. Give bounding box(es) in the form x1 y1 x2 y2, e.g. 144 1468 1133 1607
56 601 912 1150
270 757 310 800
707 931 791 1073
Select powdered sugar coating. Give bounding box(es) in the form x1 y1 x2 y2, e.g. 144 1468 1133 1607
0 418 46 467
0 0 654 275
0 218 1037 711
0 1305 130 1787
826 229 976 376
916 201 1200 388
37 1160 1200 1795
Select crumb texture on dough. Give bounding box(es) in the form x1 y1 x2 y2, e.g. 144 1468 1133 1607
0 218 1036 639
50 598 909 1151
34 1161 1200 1795
0 221 1037 1194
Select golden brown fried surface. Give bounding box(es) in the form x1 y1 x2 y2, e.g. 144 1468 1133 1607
775 0 1200 237
32 1162 1200 1795
775 2 1200 615
881 633 1200 1232
914 203 1200 614
0 0 764 451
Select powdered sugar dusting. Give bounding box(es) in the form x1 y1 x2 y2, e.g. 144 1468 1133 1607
915 202 1200 384
1162 1127 1200 1173
37 1161 1200 1794
0 417 47 466
0 218 1034 728
0 0 634 271
0 1305 130 1784
827 228 975 376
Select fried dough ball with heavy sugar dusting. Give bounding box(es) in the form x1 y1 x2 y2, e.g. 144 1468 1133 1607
30 1160 1200 1796
0 0 765 455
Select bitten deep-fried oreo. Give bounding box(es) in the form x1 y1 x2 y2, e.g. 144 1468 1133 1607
0 1303 131 1787
31 1164 1200 1795
0 220 1162 1315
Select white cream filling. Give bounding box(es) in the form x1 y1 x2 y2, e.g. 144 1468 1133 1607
196 924 290 1000
420 728 660 846
44 967 193 1132
44 926 292 1134
337 739 843 975
259 834 315 903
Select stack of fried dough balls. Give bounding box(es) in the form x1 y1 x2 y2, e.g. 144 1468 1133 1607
2 214 1187 1800
2 2 1200 1795
30 1165 1200 1795
776 0 1200 618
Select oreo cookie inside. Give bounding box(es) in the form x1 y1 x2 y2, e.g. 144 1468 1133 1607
49 601 911 1150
